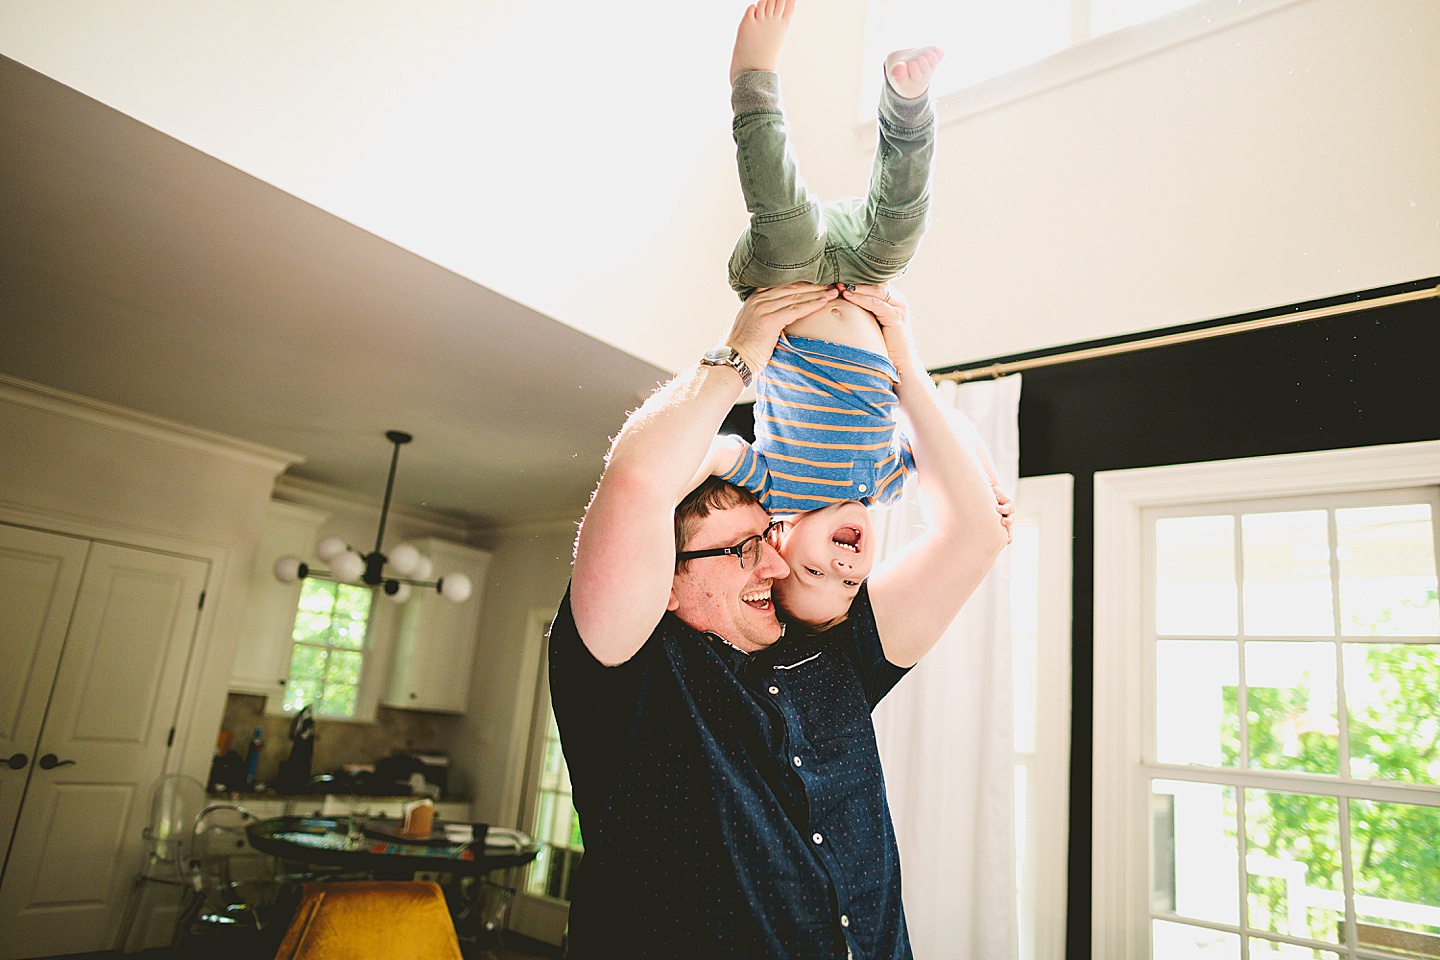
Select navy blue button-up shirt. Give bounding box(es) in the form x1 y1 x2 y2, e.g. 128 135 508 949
549 583 912 959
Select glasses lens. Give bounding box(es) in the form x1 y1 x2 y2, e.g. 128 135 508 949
739 535 763 570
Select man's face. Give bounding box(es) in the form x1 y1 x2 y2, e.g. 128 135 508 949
771 501 874 629
668 502 790 653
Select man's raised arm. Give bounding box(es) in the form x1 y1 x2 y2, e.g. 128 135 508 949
840 285 1010 668
571 284 838 666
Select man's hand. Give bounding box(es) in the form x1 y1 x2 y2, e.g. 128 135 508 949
838 282 907 329
726 283 839 373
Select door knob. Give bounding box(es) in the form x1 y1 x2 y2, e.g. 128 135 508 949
3 753 26 770
38 754 76 770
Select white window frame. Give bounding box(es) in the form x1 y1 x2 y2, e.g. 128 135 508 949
1092 439 1440 959
861 0 1305 124
1014 474 1076 960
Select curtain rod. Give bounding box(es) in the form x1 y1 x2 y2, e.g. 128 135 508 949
933 283 1440 384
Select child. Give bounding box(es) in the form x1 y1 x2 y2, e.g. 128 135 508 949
696 2 991 630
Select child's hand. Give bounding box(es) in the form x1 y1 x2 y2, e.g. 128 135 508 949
994 484 1015 544
839 282 908 328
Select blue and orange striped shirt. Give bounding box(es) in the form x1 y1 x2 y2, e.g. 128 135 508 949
721 334 915 515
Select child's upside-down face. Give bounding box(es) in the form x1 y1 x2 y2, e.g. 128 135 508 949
769 500 875 630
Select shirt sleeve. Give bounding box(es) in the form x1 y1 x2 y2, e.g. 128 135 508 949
718 437 772 506
836 583 911 709
547 585 649 826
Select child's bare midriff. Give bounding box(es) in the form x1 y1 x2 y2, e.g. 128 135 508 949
782 294 888 354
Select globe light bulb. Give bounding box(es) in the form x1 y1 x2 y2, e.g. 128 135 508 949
438 573 472 603
273 556 306 583
389 542 421 576
330 550 365 583
412 555 434 581
384 582 413 603
315 536 348 562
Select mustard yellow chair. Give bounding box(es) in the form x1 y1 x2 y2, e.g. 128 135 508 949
273 881 464 960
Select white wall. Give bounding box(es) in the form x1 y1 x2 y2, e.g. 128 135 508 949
4 0 1431 373
442 518 578 827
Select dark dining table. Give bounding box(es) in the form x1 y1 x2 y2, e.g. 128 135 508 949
246 815 541 942
246 815 539 878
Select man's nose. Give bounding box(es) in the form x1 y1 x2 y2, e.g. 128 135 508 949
760 541 790 578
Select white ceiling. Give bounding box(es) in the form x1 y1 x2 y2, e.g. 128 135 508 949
0 55 669 528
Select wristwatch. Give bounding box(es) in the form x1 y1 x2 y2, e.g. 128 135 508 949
701 345 753 388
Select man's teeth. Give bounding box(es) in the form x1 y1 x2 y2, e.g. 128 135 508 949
741 590 771 604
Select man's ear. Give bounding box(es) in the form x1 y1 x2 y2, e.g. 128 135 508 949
667 581 681 612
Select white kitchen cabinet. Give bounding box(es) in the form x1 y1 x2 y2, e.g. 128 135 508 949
384 539 490 713
229 501 327 699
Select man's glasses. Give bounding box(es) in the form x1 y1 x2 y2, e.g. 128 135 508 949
676 522 782 570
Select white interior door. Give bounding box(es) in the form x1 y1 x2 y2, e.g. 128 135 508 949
0 527 89 881
0 539 208 959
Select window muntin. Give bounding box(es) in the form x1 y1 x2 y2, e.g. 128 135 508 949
1144 488 1440 955
282 578 371 718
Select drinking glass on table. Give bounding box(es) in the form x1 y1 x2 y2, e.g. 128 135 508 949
347 805 370 848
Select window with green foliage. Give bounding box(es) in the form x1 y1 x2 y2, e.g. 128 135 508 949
524 710 583 903
1146 491 1440 958
282 579 372 718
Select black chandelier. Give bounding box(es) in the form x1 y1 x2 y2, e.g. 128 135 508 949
273 430 471 604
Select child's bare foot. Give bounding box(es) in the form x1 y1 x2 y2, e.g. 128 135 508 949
730 0 796 83
884 46 944 99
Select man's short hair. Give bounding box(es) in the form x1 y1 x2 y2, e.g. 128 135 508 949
675 478 762 570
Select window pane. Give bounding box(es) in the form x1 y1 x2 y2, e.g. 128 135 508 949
1336 503 1439 637
1345 643 1440 785
1153 779 1238 925
1245 789 1341 944
288 643 326 680
326 648 363 687
1349 799 1440 943
319 682 356 717
1156 640 1237 766
1152 919 1239 959
1156 515 1237 637
1242 511 1334 637
1247 939 1339 959
1245 641 1338 776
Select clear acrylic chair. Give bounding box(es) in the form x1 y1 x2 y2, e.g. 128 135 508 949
174 800 280 939
113 773 208 951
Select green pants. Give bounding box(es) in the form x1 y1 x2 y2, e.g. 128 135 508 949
727 71 936 300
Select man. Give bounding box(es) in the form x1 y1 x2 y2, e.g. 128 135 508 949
548 282 1008 959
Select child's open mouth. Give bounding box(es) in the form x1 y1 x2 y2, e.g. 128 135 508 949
831 525 863 553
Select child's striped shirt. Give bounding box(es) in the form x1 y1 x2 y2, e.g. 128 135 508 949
721 334 914 515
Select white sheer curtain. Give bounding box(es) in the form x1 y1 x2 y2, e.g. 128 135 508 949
872 373 1022 960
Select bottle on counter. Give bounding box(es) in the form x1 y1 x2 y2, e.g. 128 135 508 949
244 726 263 787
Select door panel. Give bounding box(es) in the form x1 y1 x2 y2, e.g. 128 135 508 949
26 783 133 905
0 526 89 883
0 541 208 959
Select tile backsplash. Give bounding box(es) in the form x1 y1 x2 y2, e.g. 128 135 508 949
217 693 443 788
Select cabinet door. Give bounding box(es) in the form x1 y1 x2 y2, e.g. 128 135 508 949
230 501 326 698
0 526 89 880
385 540 490 713
0 542 208 959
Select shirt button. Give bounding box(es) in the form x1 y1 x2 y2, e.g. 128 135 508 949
768 685 780 695
840 914 850 928
857 483 868 492
793 756 802 767
812 832 823 844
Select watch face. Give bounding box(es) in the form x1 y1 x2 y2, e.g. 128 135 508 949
704 346 734 363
